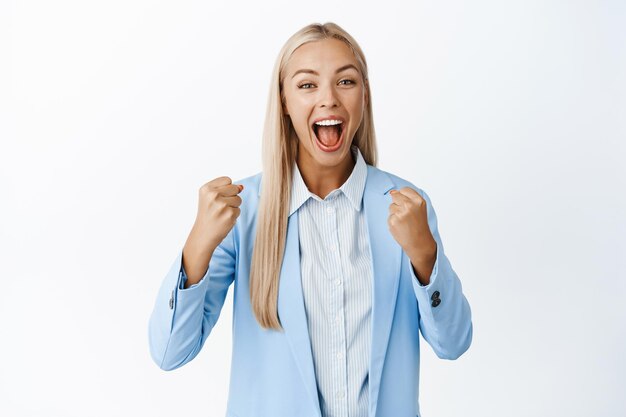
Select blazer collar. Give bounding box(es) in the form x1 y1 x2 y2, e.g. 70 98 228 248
256 145 370 214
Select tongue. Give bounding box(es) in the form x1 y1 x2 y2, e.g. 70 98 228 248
316 125 340 147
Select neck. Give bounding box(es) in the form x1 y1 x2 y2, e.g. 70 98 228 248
296 145 356 200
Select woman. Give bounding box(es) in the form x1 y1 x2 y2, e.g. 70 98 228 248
148 22 473 417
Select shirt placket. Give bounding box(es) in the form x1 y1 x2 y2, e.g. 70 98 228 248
324 197 349 416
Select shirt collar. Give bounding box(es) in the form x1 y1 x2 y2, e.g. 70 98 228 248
289 145 367 216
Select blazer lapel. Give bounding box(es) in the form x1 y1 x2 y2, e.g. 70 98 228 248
364 165 402 417
276 210 322 417
272 165 401 417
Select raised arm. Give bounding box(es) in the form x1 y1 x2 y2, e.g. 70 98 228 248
148 176 243 370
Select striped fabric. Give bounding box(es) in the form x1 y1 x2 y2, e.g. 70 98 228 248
289 144 372 417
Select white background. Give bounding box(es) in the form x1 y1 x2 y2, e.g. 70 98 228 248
1 1 625 416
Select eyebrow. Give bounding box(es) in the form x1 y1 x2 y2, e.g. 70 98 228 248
291 64 359 79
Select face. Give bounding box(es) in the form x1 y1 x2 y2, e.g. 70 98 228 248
282 38 368 169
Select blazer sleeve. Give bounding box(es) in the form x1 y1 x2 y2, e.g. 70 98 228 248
409 187 473 360
148 226 236 371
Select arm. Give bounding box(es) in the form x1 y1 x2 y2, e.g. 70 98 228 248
147 226 236 370
409 188 473 360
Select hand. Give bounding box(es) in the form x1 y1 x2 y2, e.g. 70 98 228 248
388 187 436 262
187 176 244 254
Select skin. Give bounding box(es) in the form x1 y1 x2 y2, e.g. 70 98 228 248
282 38 367 200
283 38 436 285
389 188 437 285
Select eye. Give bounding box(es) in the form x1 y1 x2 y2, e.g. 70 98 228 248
297 79 356 89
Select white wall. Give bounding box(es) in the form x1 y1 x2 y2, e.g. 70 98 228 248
1 1 624 416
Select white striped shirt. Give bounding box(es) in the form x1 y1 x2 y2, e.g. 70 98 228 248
289 145 372 417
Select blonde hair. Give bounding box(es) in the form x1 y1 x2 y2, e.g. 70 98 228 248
250 22 378 330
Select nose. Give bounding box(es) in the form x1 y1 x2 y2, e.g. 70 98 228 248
318 82 339 108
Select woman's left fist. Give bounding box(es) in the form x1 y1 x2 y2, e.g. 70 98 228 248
388 187 437 261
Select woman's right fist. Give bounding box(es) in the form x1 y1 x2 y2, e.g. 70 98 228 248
189 176 243 253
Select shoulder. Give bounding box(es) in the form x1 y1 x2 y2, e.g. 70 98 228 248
366 164 431 200
233 166 434 203
223 172 262 244
232 172 262 221
235 171 262 195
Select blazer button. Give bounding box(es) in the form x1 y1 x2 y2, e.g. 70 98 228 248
169 290 174 309
432 298 441 307
431 290 440 301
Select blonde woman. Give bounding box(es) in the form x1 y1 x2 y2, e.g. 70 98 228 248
148 22 473 417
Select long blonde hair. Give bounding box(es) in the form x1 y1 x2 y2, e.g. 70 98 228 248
250 22 378 330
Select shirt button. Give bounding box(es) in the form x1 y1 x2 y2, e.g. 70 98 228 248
328 244 336 251
336 352 344 359
336 390 345 398
335 279 341 286
326 206 334 213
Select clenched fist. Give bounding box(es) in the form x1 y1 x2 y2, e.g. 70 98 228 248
182 176 243 285
192 176 244 251
388 187 437 284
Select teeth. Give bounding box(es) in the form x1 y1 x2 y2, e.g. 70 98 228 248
314 119 343 126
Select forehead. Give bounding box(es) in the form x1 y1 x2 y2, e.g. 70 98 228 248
286 38 358 75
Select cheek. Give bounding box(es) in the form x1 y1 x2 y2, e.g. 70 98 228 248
286 114 311 139
345 90 365 111
286 97 313 128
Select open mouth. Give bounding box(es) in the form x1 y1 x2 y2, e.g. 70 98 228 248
312 122 344 152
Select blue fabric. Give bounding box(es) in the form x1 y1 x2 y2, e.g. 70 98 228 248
148 158 473 417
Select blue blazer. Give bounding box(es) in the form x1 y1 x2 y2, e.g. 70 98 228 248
148 164 473 417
